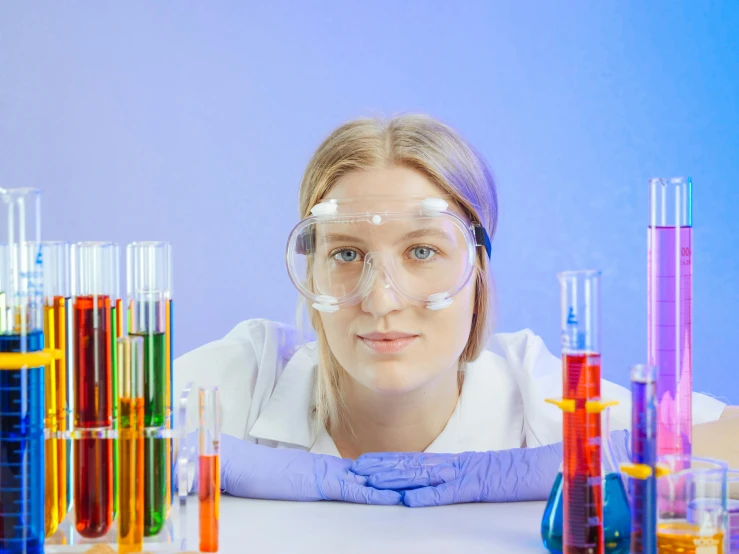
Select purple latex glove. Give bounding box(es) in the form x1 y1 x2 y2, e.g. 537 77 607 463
352 429 632 508
351 443 563 507
181 433 401 505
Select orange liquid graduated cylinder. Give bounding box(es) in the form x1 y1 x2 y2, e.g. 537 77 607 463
199 454 220 552
562 353 604 554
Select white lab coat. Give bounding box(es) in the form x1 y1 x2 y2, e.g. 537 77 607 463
174 318 726 456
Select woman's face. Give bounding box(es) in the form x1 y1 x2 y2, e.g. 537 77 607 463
317 166 477 394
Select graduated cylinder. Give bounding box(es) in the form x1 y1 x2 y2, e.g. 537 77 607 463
127 241 173 536
0 188 47 553
555 270 607 554
647 177 692 459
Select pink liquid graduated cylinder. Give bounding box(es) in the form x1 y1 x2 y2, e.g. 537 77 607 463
647 177 692 459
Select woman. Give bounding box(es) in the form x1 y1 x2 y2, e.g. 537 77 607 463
175 114 737 507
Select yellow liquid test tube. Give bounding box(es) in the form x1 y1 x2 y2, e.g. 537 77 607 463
42 240 73 536
43 302 59 537
118 335 145 554
165 298 173 516
42 242 72 527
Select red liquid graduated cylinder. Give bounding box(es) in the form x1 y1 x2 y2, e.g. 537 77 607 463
563 353 604 554
74 294 114 538
648 226 692 458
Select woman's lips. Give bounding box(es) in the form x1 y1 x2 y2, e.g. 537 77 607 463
358 335 419 353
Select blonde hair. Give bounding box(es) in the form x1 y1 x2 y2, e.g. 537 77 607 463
299 114 499 432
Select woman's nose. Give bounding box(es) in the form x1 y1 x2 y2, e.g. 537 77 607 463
360 269 403 317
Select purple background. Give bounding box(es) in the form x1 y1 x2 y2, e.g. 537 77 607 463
1 2 737 401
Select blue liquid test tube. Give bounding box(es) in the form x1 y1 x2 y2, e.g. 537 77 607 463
0 188 47 554
621 364 663 554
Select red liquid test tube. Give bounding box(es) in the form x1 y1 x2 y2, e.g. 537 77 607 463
72 242 117 538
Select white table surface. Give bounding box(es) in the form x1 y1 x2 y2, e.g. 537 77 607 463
182 496 550 554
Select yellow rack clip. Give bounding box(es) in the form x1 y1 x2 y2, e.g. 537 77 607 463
620 463 652 480
585 399 619 413
620 462 670 479
0 349 62 369
545 398 576 413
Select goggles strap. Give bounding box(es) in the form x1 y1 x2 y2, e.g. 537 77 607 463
473 224 492 259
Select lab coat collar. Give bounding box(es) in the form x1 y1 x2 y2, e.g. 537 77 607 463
247 345 523 454
247 343 319 448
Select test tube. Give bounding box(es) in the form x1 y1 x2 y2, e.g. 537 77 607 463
42 240 72 529
117 335 145 554
0 188 46 553
110 244 121 521
555 270 606 554
621 364 659 554
72 241 116 538
127 241 172 536
199 387 220 553
648 177 692 459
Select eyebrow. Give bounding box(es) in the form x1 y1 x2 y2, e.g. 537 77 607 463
321 227 454 245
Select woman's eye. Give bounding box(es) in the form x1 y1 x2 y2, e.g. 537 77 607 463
410 246 437 261
332 249 361 263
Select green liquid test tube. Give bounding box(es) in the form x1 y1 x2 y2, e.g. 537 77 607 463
127 242 172 537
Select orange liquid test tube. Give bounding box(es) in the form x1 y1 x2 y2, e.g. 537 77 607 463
199 387 221 553
117 335 145 554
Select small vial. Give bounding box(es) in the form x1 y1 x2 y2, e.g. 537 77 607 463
199 387 221 553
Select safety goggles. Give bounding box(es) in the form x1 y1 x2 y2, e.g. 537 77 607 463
285 196 491 313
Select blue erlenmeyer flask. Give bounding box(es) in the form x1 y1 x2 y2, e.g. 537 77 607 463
541 407 631 553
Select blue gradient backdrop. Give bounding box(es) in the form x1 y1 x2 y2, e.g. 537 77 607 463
1 2 737 401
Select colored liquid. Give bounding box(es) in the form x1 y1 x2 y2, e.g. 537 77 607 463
73 295 113 538
74 438 113 538
562 353 604 554
132 331 166 428
51 297 71 525
130 331 168 536
648 226 692 458
631 379 658 554
73 295 112 428
144 437 167 536
0 331 45 554
45 300 73 535
657 522 722 554
65 297 73 516
118 397 144 554
727 499 739 554
542 473 630 554
166 300 173 513
111 302 119 520
199 454 220 553
43 304 60 537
